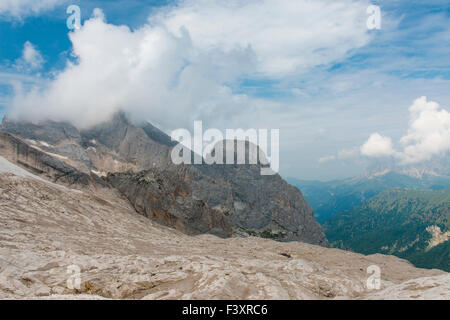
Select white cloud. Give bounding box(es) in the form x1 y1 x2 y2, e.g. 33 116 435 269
15 41 45 71
318 147 359 163
361 97 450 164
9 9 255 129
360 133 395 157
338 147 359 159
399 96 450 163
159 0 371 76
0 0 64 19
318 155 336 164
8 0 372 129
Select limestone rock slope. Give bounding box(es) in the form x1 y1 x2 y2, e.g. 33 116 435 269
0 170 448 300
0 113 327 245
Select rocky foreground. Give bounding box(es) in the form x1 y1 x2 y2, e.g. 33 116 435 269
0 159 448 299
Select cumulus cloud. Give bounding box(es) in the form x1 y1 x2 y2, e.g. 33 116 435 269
361 96 450 164
15 41 45 72
7 0 372 129
9 9 254 129
0 0 64 19
399 96 450 163
360 133 395 157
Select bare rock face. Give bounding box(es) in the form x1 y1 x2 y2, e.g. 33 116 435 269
0 171 447 300
81 112 176 173
192 156 327 245
1 113 174 175
107 169 233 238
365 274 450 300
0 117 82 145
0 113 327 246
0 131 105 187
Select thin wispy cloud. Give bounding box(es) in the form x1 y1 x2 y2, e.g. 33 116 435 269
0 0 66 19
14 41 45 72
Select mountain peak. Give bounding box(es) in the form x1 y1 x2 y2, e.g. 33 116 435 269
0 115 327 246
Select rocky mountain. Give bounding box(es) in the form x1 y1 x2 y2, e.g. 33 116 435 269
324 189 450 272
0 165 448 299
0 130 106 187
363 158 450 179
1 113 175 175
106 168 233 238
0 113 327 245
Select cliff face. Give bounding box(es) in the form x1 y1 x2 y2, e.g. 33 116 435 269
0 131 105 187
192 158 327 245
1 113 174 175
0 113 327 246
107 169 233 238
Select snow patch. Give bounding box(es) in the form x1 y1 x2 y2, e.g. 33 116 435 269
39 141 50 147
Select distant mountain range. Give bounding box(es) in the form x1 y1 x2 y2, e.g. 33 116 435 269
288 166 450 272
288 171 450 223
323 189 450 272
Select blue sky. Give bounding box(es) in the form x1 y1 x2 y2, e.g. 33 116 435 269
0 0 449 180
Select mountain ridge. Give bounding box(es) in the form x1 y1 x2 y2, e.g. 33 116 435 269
0 113 327 245
288 171 450 223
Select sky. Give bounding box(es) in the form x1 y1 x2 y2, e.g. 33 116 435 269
0 0 449 180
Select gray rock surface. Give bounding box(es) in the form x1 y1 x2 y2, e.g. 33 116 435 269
0 113 327 246
107 169 233 238
0 131 105 187
1 117 81 145
0 171 447 300
81 112 174 171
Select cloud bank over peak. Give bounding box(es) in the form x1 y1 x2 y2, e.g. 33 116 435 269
7 0 372 129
